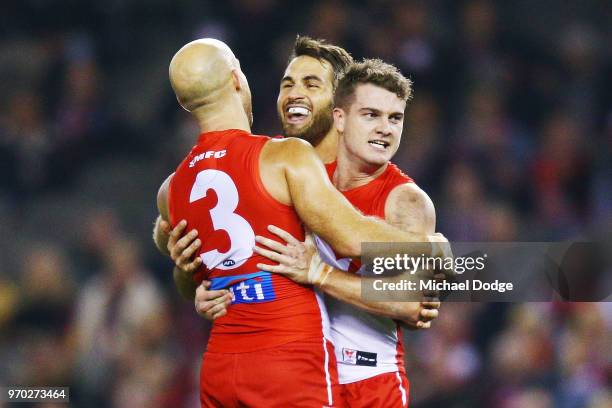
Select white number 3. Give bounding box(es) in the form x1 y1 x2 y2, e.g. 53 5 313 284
189 169 255 270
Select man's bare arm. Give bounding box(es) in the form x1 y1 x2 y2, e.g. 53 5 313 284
153 174 173 255
173 265 198 299
316 269 439 327
269 139 436 257
318 183 439 326
155 173 201 299
384 183 436 236
255 183 441 327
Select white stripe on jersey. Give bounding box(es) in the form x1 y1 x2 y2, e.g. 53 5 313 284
395 371 408 406
322 337 333 406
315 289 333 406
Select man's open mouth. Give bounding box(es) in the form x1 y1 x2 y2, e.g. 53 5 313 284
285 105 311 124
368 140 389 150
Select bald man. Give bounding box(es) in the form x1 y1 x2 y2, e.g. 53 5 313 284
155 39 446 407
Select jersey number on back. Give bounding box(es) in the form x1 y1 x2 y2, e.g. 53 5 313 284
190 170 255 270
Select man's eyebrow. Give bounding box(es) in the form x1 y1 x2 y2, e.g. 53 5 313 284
358 108 405 117
302 75 323 82
280 76 293 83
359 107 382 114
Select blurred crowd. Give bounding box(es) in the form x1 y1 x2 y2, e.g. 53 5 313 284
0 1 610 407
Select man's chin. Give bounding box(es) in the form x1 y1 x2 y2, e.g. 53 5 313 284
283 124 310 139
362 153 390 168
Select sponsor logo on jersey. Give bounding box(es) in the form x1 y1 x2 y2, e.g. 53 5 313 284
342 348 357 365
210 271 276 304
342 348 378 367
189 149 227 167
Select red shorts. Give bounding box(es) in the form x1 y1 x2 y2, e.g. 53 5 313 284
340 371 409 408
199 338 344 407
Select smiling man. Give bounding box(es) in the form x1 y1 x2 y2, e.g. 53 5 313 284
279 53 334 145
277 36 352 164
254 59 442 407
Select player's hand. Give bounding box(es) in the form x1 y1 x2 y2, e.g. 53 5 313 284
416 297 441 329
167 219 203 274
154 216 173 256
428 232 451 258
158 217 172 237
195 281 233 321
404 297 441 329
254 225 317 285
428 232 454 278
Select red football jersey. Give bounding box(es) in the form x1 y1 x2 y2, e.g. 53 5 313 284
324 161 415 273
322 160 414 384
169 129 326 353
325 161 414 219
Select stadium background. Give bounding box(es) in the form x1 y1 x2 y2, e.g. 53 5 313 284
0 0 610 407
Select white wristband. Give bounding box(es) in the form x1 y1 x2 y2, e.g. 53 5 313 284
307 252 324 284
307 252 333 286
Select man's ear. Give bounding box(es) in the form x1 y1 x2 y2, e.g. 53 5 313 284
231 69 241 91
333 107 346 133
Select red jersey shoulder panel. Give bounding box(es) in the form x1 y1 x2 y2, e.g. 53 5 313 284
323 161 414 273
337 161 413 218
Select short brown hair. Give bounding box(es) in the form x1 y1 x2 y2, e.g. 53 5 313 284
334 59 413 109
289 35 354 89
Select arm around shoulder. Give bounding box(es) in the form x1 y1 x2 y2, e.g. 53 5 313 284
271 138 362 256
279 138 425 256
153 174 173 255
315 183 439 324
